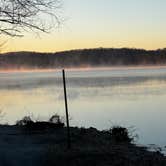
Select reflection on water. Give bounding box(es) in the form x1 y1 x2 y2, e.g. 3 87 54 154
1 67 166 147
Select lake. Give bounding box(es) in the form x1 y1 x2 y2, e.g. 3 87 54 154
0 67 166 148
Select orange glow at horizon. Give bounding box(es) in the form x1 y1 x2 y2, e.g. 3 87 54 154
2 34 166 54
1 0 166 53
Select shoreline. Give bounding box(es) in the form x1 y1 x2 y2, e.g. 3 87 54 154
0 124 165 166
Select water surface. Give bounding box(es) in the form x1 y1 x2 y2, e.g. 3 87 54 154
0 67 166 148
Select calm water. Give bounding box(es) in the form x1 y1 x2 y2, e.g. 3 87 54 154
1 67 166 148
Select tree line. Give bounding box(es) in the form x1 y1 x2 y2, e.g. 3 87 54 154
1 48 166 69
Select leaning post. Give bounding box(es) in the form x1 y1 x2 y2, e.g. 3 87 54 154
62 69 71 149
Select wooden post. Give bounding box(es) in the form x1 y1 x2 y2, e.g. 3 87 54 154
62 69 71 149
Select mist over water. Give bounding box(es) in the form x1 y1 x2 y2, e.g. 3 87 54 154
1 67 166 147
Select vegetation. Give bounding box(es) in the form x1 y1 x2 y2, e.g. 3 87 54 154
0 0 61 37
1 48 166 69
16 114 65 129
109 126 134 143
16 116 34 126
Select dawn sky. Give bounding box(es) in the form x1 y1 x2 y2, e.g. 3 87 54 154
3 0 166 53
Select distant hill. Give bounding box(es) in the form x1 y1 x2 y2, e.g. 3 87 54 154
1 48 166 69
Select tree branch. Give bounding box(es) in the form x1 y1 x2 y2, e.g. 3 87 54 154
0 0 62 36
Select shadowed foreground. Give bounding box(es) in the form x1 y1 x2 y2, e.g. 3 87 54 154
0 125 165 166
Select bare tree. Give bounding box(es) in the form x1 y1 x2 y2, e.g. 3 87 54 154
0 0 62 37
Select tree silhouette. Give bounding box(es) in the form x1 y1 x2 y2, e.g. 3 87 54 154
0 0 61 36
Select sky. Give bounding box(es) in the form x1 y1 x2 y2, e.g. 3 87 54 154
2 0 166 53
